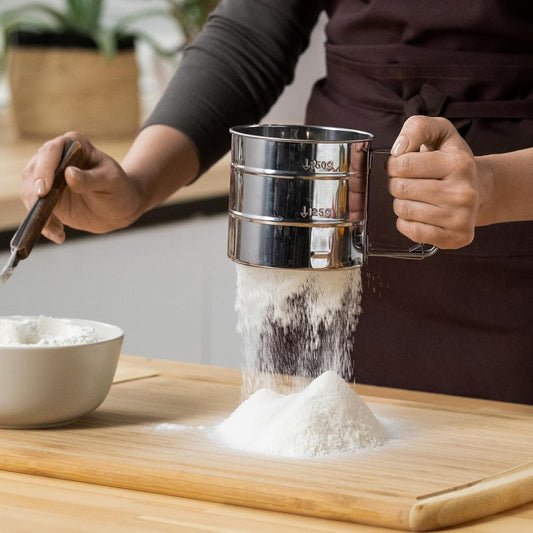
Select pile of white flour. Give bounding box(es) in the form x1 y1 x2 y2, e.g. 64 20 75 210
0 316 101 346
224 264 387 458
216 370 387 458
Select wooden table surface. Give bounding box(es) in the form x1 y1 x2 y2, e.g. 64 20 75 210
0 108 230 231
0 355 531 533
0 469 531 533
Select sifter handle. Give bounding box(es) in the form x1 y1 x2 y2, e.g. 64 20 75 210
365 149 438 259
10 140 83 260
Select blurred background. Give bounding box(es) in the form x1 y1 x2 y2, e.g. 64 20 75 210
0 0 326 367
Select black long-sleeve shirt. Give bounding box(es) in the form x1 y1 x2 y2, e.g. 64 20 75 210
143 0 532 174
143 0 321 174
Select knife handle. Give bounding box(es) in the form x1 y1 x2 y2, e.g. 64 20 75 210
11 139 83 260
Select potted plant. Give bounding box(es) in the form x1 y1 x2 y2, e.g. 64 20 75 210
166 0 219 44
0 0 216 139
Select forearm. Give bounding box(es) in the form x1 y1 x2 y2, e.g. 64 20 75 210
126 0 321 218
143 0 321 175
476 147 533 226
121 124 200 217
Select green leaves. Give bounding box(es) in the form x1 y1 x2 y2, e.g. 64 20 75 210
0 0 181 60
63 0 104 35
166 0 218 43
0 0 220 73
112 7 182 57
0 3 70 34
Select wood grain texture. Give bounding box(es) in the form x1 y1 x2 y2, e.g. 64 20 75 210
0 357 531 531
409 462 533 531
3 469 531 532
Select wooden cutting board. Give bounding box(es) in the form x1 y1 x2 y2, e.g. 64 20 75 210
0 358 531 532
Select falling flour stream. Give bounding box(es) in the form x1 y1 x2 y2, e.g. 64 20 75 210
213 265 388 458
235 265 362 398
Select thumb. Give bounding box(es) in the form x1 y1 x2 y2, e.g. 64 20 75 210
64 166 102 194
390 115 469 156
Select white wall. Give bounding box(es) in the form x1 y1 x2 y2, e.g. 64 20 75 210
0 214 241 367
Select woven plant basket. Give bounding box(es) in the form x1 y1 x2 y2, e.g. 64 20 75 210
7 31 140 139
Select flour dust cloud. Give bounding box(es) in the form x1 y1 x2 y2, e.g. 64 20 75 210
235 264 362 398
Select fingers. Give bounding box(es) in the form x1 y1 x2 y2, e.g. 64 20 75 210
349 172 365 221
21 144 58 210
393 195 475 243
19 132 100 242
41 214 66 244
21 132 93 208
395 217 474 249
388 151 478 203
388 149 468 180
388 177 478 249
349 192 364 222
385 116 482 249
388 142 478 189
390 176 478 210
389 172 478 248
391 115 471 156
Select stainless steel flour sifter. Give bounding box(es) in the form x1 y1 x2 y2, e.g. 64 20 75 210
227 124 437 269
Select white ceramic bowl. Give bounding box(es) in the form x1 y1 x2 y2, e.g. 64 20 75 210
0 316 124 428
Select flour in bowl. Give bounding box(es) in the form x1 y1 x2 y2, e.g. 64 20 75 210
0 316 101 346
216 370 387 458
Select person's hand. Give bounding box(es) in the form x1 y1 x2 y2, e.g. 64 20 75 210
21 132 144 243
386 116 492 249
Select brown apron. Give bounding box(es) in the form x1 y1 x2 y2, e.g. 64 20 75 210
306 11 533 403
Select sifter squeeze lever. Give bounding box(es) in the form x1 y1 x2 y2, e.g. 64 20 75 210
0 140 83 283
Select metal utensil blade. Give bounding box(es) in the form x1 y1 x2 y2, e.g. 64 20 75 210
0 251 19 284
0 139 82 285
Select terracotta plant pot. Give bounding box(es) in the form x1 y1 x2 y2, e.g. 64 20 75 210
7 30 140 139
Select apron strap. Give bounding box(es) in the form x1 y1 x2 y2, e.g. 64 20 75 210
405 82 533 119
324 49 533 121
